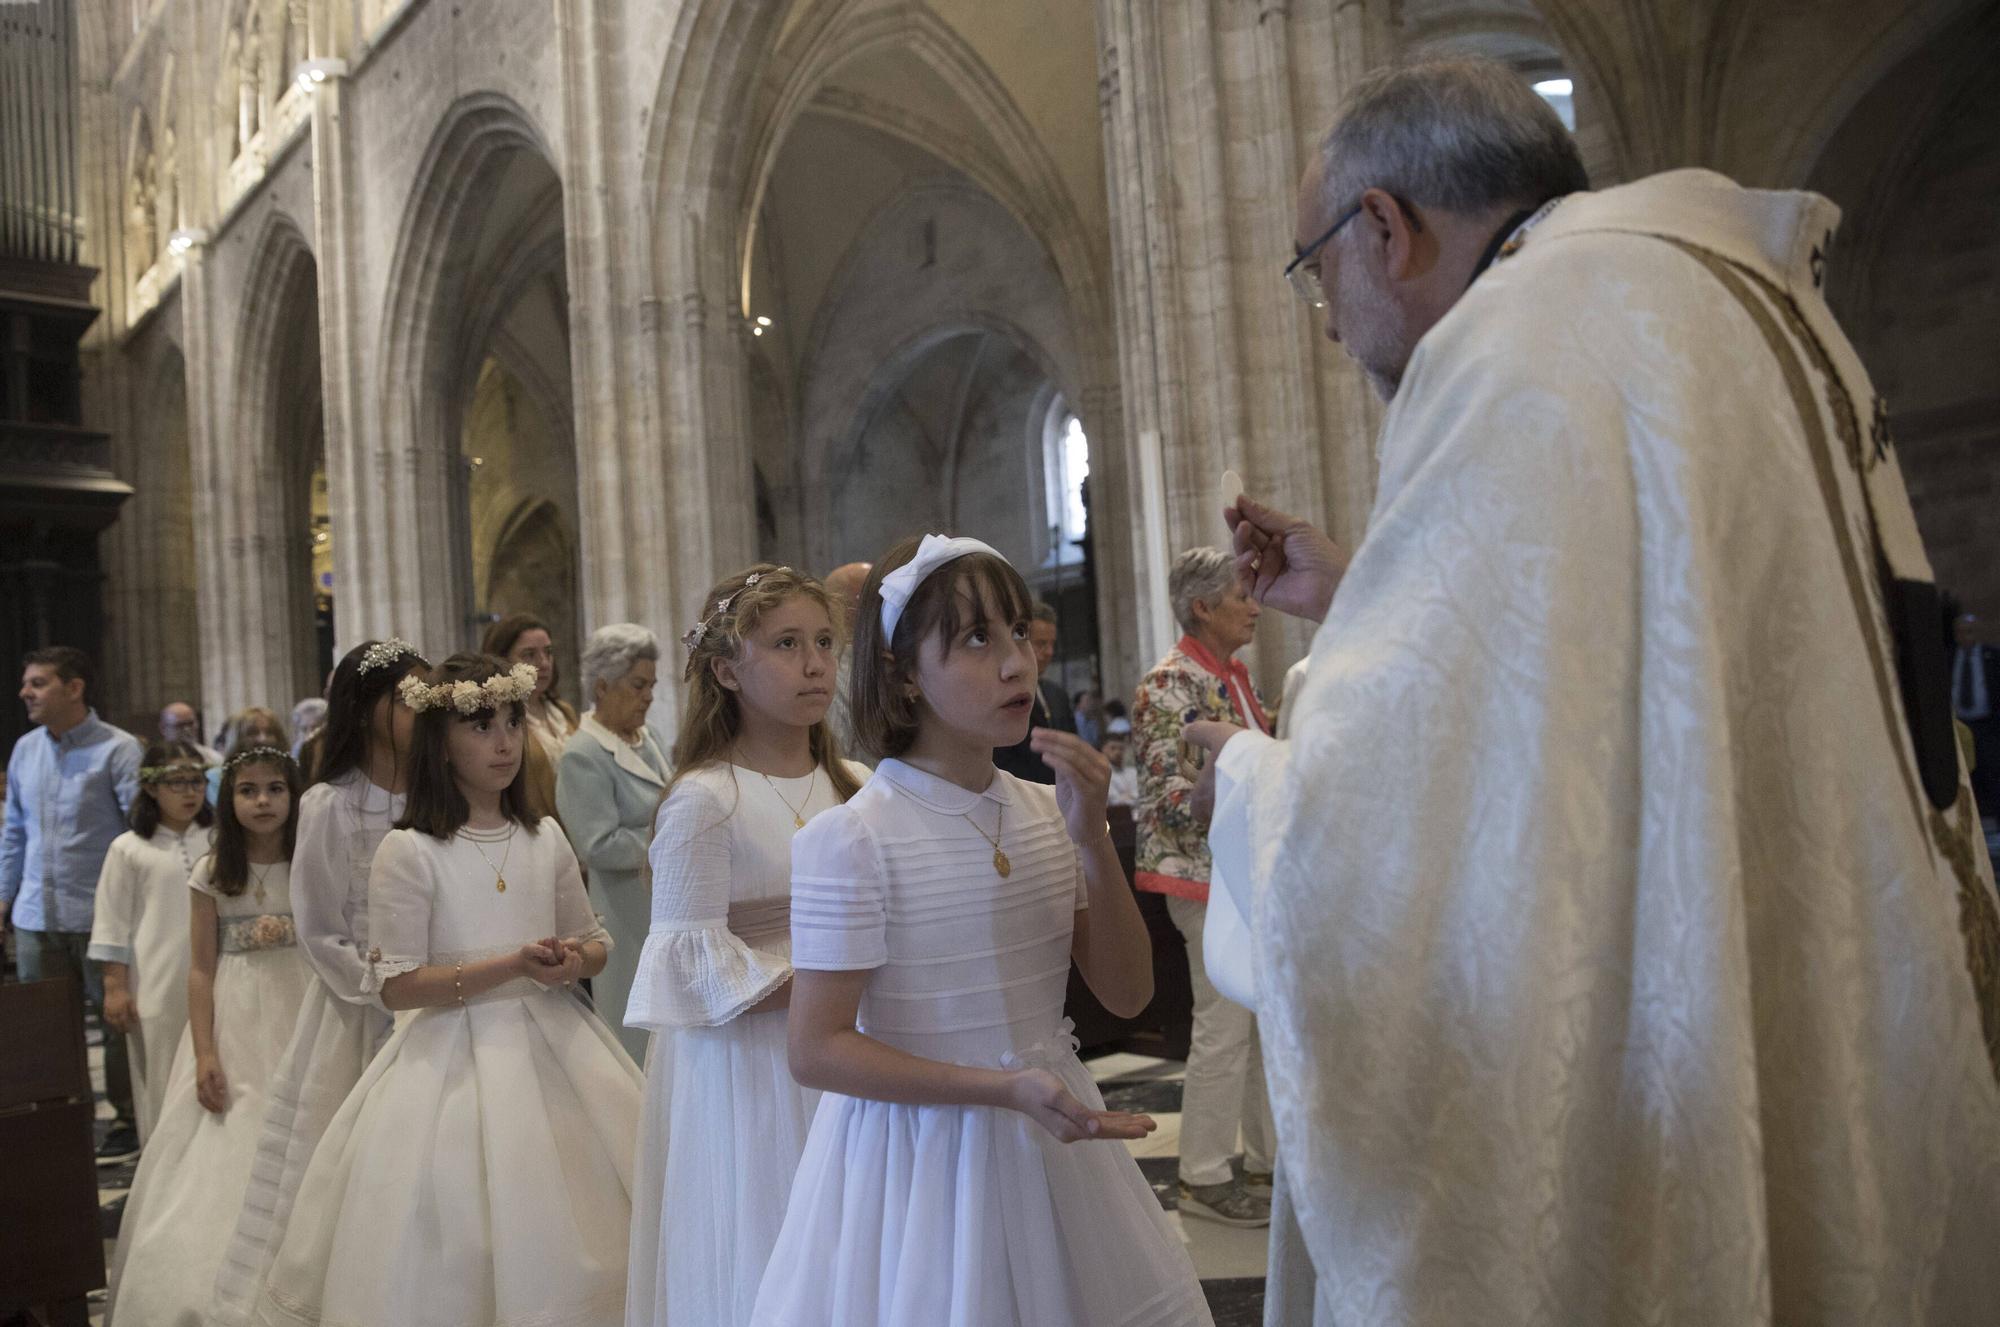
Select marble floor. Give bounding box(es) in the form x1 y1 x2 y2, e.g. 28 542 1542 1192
85 1034 1269 1324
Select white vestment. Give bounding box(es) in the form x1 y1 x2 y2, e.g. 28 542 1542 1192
1211 169 2000 1326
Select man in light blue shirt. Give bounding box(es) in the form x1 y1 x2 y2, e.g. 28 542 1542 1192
1 646 143 1158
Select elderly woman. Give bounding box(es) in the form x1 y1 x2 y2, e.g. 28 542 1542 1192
1132 546 1278 1230
556 623 667 1061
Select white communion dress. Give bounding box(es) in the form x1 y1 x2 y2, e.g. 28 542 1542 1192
258 816 644 1327
106 857 311 1327
625 762 867 1326
86 822 212 1141
212 772 403 1324
748 759 1213 1327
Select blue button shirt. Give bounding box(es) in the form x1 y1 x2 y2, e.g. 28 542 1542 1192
1 711 143 934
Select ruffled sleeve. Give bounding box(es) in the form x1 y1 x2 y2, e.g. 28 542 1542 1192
627 776 790 1032
789 802 887 972
361 830 432 993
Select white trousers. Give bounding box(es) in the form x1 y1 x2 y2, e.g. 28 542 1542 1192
1166 892 1276 1187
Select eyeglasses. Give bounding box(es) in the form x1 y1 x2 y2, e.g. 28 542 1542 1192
1283 194 1423 309
1283 201 1362 310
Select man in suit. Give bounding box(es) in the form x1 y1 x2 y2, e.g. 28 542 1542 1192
993 601 1075 783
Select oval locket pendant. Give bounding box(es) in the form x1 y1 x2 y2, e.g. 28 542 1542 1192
993 849 1012 878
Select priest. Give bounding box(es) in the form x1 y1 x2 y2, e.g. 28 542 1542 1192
1190 58 2000 1326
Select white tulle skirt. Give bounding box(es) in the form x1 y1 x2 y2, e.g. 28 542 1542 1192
627 1009 820 1326
211 980 391 1324
106 946 312 1327
258 981 643 1327
747 1023 1213 1327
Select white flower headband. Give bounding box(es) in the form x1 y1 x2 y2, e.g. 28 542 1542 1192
397 663 540 715
878 535 1006 640
357 638 420 675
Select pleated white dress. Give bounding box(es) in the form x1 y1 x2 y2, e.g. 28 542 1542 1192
213 773 401 1324
748 760 1213 1327
258 817 644 1327
106 857 312 1327
86 823 212 1141
625 762 867 1326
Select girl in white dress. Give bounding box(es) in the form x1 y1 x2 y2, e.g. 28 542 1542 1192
627 566 870 1326
211 638 427 1324
259 653 644 1327
88 739 215 1142
107 746 313 1327
751 535 1213 1327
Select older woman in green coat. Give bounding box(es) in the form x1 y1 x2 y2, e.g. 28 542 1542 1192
556 623 668 1062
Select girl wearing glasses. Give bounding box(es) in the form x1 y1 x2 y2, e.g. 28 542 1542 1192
87 739 216 1142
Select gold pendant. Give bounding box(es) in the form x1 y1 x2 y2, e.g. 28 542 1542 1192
794 814 805 829
496 877 507 893
993 849 1012 878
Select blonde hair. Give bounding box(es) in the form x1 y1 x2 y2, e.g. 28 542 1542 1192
666 564 863 806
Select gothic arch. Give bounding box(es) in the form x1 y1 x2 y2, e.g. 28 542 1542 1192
642 0 1139 690
376 91 572 649
231 213 325 700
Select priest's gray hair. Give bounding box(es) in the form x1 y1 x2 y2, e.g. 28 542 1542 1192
1319 58 1589 218
580 623 659 701
1170 547 1237 635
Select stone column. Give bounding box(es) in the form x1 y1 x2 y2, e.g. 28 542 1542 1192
308 71 436 654
1096 0 1391 689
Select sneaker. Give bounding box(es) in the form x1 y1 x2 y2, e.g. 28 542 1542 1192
96 1122 140 1166
1177 1177 1270 1228
1241 1167 1274 1198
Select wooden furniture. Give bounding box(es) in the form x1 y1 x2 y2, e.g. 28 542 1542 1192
0 976 104 1326
1065 804 1195 1061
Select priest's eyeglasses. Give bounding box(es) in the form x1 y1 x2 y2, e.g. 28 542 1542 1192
1284 194 1424 309
1284 202 1362 310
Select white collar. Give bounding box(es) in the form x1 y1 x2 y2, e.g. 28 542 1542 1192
873 758 1013 814
580 711 666 788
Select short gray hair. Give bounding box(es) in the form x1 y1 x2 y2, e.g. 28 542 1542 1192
1169 547 1236 635
1031 601 1058 626
580 623 659 701
1320 59 1587 218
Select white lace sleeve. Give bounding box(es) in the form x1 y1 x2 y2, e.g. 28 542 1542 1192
627 776 790 1031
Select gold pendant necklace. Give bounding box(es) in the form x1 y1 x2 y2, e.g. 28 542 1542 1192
248 861 274 904
758 767 817 829
962 803 1011 878
465 825 516 892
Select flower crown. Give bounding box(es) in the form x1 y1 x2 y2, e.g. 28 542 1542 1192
357 638 420 675
397 663 539 715
222 745 294 778
680 568 798 677
140 762 211 784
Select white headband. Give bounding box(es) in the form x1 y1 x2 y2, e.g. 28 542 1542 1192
878 534 1007 640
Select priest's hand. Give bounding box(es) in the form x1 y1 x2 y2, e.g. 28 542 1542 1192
1182 720 1246 827
1226 495 1349 623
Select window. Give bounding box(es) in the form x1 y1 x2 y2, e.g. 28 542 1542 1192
1043 407 1090 567
1532 77 1577 132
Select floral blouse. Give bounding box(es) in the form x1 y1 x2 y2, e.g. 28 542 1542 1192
1132 636 1271 902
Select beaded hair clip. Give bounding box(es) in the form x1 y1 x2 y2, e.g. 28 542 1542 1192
680 568 798 678
357 638 420 675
